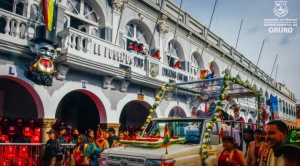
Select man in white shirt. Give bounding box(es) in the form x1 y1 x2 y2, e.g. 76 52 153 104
260 120 288 166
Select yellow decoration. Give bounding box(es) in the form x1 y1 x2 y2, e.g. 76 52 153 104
205 132 210 138
216 106 222 110
149 109 154 113
141 126 145 130
202 144 207 149
207 123 213 129
146 119 151 123
156 95 161 101
161 87 165 92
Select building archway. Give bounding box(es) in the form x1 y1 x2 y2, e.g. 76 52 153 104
119 100 154 134
56 90 106 133
0 76 43 121
168 106 186 118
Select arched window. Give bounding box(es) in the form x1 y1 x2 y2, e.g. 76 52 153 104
66 0 99 36
167 40 180 67
124 23 149 54
30 4 41 22
0 0 14 12
191 53 199 75
16 2 24 16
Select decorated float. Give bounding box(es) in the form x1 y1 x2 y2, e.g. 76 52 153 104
101 75 262 166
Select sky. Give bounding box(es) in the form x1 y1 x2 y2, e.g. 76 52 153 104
171 0 300 102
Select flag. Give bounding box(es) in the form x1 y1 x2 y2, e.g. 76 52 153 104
200 70 207 79
219 127 224 139
47 0 54 31
42 0 48 29
162 124 170 148
42 0 56 31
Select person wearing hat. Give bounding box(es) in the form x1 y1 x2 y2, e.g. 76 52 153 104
260 120 288 166
274 129 300 166
107 127 118 148
245 129 268 166
56 126 68 164
43 129 63 166
242 128 254 157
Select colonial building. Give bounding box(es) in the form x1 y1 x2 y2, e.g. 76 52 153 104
0 0 297 142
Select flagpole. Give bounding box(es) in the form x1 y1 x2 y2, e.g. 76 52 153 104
165 145 168 154
251 40 265 85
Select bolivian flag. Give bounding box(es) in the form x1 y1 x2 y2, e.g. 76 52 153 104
42 0 56 31
162 124 170 148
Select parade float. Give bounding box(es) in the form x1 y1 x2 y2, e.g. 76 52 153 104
101 75 262 166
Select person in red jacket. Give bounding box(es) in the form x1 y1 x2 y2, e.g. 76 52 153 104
173 60 182 69
133 42 139 52
151 50 161 60
127 41 134 51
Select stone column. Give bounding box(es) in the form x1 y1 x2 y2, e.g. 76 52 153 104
37 118 57 165
37 118 57 143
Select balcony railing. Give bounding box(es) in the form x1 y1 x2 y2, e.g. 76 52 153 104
0 9 42 46
58 27 197 83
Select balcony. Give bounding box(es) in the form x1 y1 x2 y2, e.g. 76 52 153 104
58 27 197 84
0 9 42 47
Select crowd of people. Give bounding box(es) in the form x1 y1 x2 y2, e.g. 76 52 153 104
214 120 300 166
42 125 144 166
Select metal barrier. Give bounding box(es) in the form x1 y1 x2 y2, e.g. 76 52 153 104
0 143 75 166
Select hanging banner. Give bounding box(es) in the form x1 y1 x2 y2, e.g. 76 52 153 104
270 95 279 119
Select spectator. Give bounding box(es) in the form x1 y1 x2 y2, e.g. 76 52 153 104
151 50 161 60
245 129 268 166
57 126 68 161
242 128 254 157
71 134 89 166
43 129 63 166
274 129 300 166
127 41 134 51
173 60 182 69
107 127 118 148
56 126 67 143
133 41 139 52
214 136 246 166
69 128 79 144
123 130 129 139
96 129 109 152
118 131 124 140
138 43 146 55
260 120 288 166
86 129 100 166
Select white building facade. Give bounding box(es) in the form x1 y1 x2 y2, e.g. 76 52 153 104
0 0 297 141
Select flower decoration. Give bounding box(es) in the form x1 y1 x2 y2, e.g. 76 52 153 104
141 83 172 130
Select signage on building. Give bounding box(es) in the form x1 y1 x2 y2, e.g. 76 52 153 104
102 47 144 69
161 67 188 81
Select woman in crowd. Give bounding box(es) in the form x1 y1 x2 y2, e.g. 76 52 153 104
96 129 109 152
72 134 89 166
245 129 268 166
86 129 101 166
214 136 246 166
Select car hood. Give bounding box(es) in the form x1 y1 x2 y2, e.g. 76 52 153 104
102 144 201 159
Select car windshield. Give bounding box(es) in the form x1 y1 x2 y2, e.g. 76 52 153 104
145 119 204 144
